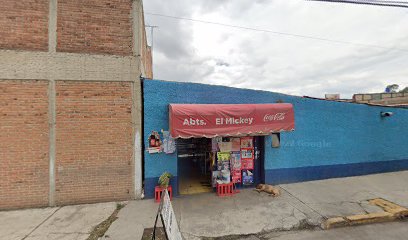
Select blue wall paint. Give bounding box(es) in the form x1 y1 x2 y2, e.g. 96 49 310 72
265 159 408 184
143 80 408 196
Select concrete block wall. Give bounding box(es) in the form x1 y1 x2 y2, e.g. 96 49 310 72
0 0 150 210
353 93 408 105
143 80 408 198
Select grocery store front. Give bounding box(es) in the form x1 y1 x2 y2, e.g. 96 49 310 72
143 79 408 200
169 103 295 195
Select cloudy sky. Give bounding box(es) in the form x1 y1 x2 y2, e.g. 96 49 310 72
143 0 408 98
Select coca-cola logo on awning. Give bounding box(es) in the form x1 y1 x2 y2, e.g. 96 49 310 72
263 113 285 121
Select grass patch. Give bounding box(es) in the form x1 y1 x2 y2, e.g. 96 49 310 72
86 202 126 240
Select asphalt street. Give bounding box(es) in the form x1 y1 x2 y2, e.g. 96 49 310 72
259 221 408 240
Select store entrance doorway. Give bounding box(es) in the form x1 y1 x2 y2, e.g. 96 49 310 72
177 136 266 195
177 138 212 195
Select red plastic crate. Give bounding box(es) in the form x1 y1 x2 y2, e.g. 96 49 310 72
155 186 173 202
216 183 234 196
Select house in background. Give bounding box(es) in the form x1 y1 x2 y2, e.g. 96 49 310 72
353 92 408 107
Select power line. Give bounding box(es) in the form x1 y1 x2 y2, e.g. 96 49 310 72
308 0 408 8
144 12 408 53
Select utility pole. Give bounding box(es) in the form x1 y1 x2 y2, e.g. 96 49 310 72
146 25 158 79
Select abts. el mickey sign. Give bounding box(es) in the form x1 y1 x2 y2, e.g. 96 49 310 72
170 103 295 138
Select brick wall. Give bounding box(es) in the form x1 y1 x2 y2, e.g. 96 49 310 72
55 81 133 205
0 0 147 209
57 0 133 56
0 80 49 210
0 0 48 51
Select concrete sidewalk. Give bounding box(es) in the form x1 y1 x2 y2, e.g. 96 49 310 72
0 202 116 240
2 171 407 240
103 171 408 240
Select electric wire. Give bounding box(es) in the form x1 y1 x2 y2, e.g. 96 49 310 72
144 12 408 53
308 0 408 8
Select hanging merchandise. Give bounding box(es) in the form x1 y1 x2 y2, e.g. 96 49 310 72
241 148 254 169
240 136 254 170
230 152 241 170
241 148 254 159
210 136 260 191
240 136 253 148
230 151 242 183
242 160 254 170
217 152 231 171
215 136 223 143
242 170 254 185
211 137 220 152
221 169 231 184
216 152 231 184
147 131 162 154
212 170 221 187
218 141 232 152
232 170 241 183
162 130 176 154
231 138 241 151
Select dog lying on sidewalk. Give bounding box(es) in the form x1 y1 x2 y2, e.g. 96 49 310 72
254 184 281 197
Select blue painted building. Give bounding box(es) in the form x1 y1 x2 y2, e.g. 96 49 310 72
143 79 408 198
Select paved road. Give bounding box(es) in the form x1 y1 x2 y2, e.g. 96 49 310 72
260 221 408 240
103 171 408 240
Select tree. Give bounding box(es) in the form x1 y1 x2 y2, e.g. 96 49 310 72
400 87 408 93
385 84 399 93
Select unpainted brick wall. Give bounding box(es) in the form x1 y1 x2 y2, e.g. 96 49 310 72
0 1 49 51
0 80 49 210
55 81 133 205
57 0 133 56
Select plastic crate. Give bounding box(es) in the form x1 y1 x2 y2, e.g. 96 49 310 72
155 186 173 202
216 182 234 197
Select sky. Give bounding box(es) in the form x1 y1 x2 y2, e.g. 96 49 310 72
143 0 408 98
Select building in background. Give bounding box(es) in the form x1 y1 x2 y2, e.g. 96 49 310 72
0 0 151 210
352 92 408 107
325 94 341 100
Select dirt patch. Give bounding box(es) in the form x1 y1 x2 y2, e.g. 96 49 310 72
87 203 125 240
141 227 167 240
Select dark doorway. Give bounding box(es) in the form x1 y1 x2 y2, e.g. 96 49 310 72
177 138 212 195
253 136 265 185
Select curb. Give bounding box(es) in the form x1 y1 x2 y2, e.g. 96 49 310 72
324 198 408 229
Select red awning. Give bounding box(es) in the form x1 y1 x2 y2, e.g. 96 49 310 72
169 103 295 138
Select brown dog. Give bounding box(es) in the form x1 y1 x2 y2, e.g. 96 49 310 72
255 184 280 197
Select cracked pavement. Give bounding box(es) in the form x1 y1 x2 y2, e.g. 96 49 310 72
0 202 116 240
